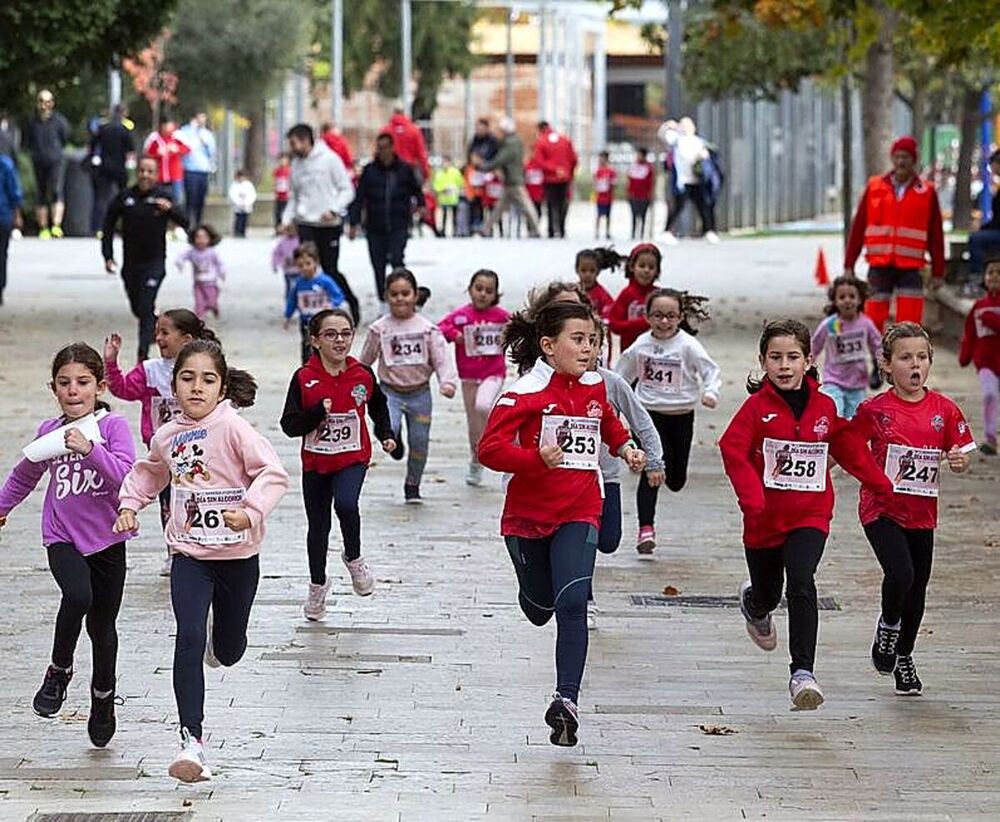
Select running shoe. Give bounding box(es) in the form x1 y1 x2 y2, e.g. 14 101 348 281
704 230 720 244
168 727 212 782
38 228 51 240
544 692 580 747
661 230 679 246
466 462 483 487
636 526 655 555
789 670 824 710
87 690 118 748
404 484 423 505
33 665 72 717
50 225 64 238
980 441 997 456
586 611 597 632
204 609 220 669
303 579 332 620
894 655 923 695
160 554 173 577
871 616 901 675
343 554 374 596
739 580 777 651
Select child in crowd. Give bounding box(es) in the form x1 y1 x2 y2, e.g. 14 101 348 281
271 224 301 301
431 156 464 237
627 147 654 240
609 243 663 353
227 169 256 238
574 248 620 320
594 151 616 240
283 242 345 364
175 224 225 320
958 257 1000 454
524 158 545 220
272 153 291 229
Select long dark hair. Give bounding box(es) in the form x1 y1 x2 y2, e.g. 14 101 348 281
575 247 626 273
504 300 598 375
162 308 220 343
173 340 257 408
645 287 710 336
823 276 869 316
468 269 501 306
746 319 819 394
50 343 111 414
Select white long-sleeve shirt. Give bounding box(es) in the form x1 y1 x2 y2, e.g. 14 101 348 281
282 140 354 227
598 367 664 483
228 179 257 213
614 329 721 414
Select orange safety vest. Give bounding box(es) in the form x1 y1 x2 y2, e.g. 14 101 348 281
863 175 935 270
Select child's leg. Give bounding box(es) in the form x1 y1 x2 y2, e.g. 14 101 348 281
83 542 127 693
842 388 866 420
743 545 785 619
403 386 433 488
385 385 404 441
193 283 207 320
819 383 846 418
46 543 94 672
461 380 479 458
298 323 311 365
897 528 934 657
979 368 999 443
597 483 622 554
549 522 599 702
302 470 336 585
636 410 670 528
331 463 367 561
863 516 915 629
780 528 826 673
503 534 556 626
209 555 260 667
170 554 215 739
206 283 220 314
662 411 695 492
468 376 503 460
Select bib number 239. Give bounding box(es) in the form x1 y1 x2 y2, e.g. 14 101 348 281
540 415 600 470
304 411 361 455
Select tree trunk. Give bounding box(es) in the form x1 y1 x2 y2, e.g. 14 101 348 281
861 0 895 177
243 101 266 184
953 83 982 232
911 79 927 162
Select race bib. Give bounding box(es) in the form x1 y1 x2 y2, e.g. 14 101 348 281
540 415 600 470
172 487 247 546
297 289 332 315
151 396 182 430
762 438 828 492
833 330 866 363
627 301 645 320
304 410 362 455
639 355 682 395
595 178 611 193
885 444 940 497
463 323 504 357
974 307 1000 338
385 333 428 366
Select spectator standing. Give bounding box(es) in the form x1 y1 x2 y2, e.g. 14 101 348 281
431 156 464 237
660 118 718 244
228 169 257 238
179 112 216 226
533 121 577 238
479 117 541 238
144 120 190 206
273 153 292 229
89 106 136 237
627 147 655 239
384 107 430 185
593 150 617 240
24 89 70 239
469 118 499 163
0 151 23 305
320 123 355 175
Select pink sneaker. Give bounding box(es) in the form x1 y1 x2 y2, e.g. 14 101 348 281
636 526 655 555
342 554 374 596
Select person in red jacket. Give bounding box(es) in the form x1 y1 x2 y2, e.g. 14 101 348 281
854 322 975 695
384 107 430 184
593 151 616 240
524 157 545 220
608 243 661 352
844 136 945 331
533 121 578 238
719 319 892 711
320 122 355 175
574 248 618 320
272 152 292 230
627 147 655 240
478 299 645 747
959 258 1000 454
144 120 190 206
279 308 396 621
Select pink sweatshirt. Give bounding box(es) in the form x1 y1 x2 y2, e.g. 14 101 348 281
119 400 289 561
105 356 178 445
359 313 458 392
437 303 510 381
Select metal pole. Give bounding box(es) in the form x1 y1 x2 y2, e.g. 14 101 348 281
841 75 852 246
402 0 413 115
108 64 122 109
277 77 286 141
980 89 993 221
331 0 344 125
538 4 547 121
294 73 304 124
666 0 686 118
593 22 607 154
505 10 514 118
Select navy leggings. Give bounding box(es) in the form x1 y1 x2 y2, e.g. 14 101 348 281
598 483 622 555
171 553 259 739
504 522 598 703
303 464 367 584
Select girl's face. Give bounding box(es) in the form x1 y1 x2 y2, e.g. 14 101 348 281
760 335 811 391
387 278 417 319
193 229 210 250
297 254 319 279
540 317 597 377
834 284 861 320
886 337 931 398
173 352 224 420
52 363 105 420
985 265 1000 293
576 258 599 290
647 295 682 339
631 252 659 287
311 315 354 365
469 275 497 311
155 316 194 360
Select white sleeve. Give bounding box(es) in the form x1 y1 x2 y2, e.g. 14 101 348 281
613 345 639 385
686 336 722 400
328 154 355 216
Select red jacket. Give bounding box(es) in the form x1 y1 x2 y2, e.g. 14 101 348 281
478 359 631 539
279 355 394 474
585 283 614 320
608 281 655 352
845 173 945 278
532 127 578 185
959 290 1000 374
525 160 545 203
719 377 892 549
321 130 355 172
627 161 655 201
145 131 190 184
386 113 429 180
273 164 291 203
594 166 616 205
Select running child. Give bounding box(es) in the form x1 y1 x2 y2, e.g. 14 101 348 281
0 344 136 747
175 224 225 320
438 269 510 486
594 151 616 240
574 248 622 320
958 257 1000 454
608 243 662 353
280 309 396 619
854 322 975 695
810 276 881 419
718 319 892 710
271 224 301 301
478 299 645 745
283 241 345 365
359 268 458 503
114 340 288 782
614 287 720 554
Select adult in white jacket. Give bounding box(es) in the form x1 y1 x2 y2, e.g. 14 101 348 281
281 123 358 322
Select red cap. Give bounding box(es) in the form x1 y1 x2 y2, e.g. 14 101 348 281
891 136 918 161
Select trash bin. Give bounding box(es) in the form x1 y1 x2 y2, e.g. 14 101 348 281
62 147 94 238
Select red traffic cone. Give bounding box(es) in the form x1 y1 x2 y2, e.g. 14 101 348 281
814 247 829 286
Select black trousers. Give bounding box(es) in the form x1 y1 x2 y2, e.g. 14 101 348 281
297 223 359 323
863 517 934 656
303 464 368 584
0 223 9 300
743 528 826 674
666 184 715 234
47 542 126 692
636 411 694 527
366 228 408 301
544 182 570 238
92 172 124 235
629 198 650 239
233 212 249 238
121 261 166 359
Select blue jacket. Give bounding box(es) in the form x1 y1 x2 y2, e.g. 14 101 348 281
0 155 23 228
284 272 345 322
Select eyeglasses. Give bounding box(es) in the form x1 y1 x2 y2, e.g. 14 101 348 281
648 311 681 321
316 329 354 341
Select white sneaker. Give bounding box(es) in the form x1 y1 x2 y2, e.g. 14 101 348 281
303 580 331 621
168 727 212 782
343 554 374 596
704 230 720 244
586 611 597 632
160 554 173 577
466 462 483 487
789 670 824 710
204 608 220 668
662 230 679 245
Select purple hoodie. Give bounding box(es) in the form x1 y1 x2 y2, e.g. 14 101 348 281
0 413 137 555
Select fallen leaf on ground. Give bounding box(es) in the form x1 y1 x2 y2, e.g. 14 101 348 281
699 724 738 735
662 585 681 596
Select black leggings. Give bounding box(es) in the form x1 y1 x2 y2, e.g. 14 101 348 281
171 553 259 739
743 528 826 674
47 542 126 692
863 517 934 656
121 262 166 359
636 410 694 528
303 464 367 584
666 183 715 234
629 198 650 238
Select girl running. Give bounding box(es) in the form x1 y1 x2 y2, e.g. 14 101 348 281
958 256 1000 455
614 287 720 555
574 247 622 320
719 319 892 710
854 322 975 695
175 224 225 320
359 268 458 504
280 308 396 620
810 276 881 419
114 340 288 782
438 269 510 487
478 300 645 746
104 309 219 576
0 343 136 748
608 243 662 353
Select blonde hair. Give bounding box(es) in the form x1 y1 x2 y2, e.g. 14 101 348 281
880 322 933 384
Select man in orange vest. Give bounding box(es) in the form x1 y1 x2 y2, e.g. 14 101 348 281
844 136 945 331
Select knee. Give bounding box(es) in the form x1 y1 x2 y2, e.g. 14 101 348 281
886 561 915 594
214 641 247 668
665 473 687 493
519 593 553 626
554 580 590 618
175 619 207 654
62 587 92 618
784 571 817 599
333 499 360 521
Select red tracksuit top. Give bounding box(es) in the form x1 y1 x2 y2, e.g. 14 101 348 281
627 161 655 201
718 376 893 549
279 355 394 474
959 290 1000 375
477 358 631 539
585 283 614 320
608 280 656 352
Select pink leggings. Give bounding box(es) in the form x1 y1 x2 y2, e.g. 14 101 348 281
980 368 998 443
193 282 220 319
462 377 504 460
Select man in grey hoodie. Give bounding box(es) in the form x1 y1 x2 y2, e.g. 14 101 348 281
479 117 540 238
282 123 358 322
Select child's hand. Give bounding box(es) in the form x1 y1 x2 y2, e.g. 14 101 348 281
282 318 291 331
622 446 646 473
945 446 970 474
103 333 122 361
701 394 718 409
645 469 665 487
64 428 94 456
113 509 138 534
381 438 397 454
323 398 332 413
222 510 252 532
539 444 564 468
440 384 456 399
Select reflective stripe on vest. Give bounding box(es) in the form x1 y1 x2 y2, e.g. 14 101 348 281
864 175 934 270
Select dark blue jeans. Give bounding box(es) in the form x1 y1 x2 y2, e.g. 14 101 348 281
184 171 209 226
0 223 9 300
302 464 368 584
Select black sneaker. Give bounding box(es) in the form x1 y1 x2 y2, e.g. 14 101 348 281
544 693 579 747
389 436 405 461
894 655 923 695
871 617 900 675
88 690 118 748
981 441 997 456
33 665 72 717
404 484 423 505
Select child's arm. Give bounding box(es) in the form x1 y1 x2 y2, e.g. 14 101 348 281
829 415 894 495
718 401 766 516
607 292 649 337
213 250 226 282
103 337 152 401
810 320 829 368
365 371 396 445
958 309 976 367
864 316 882 359
118 440 172 519
323 277 345 308
358 326 380 367
236 428 289 530
477 395 548 474
604 372 663 471
83 416 136 488
0 454 48 519
687 337 722 407
428 325 459 395
279 372 326 438
612 346 639 385
284 283 298 322
174 248 191 272
944 402 977 473
437 309 461 343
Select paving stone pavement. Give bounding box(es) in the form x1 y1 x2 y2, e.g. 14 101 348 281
0 228 998 821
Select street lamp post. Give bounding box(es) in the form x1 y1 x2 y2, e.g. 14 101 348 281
331 0 344 125
402 0 413 115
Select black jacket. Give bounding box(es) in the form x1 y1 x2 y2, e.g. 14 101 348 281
348 156 422 234
102 185 188 270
